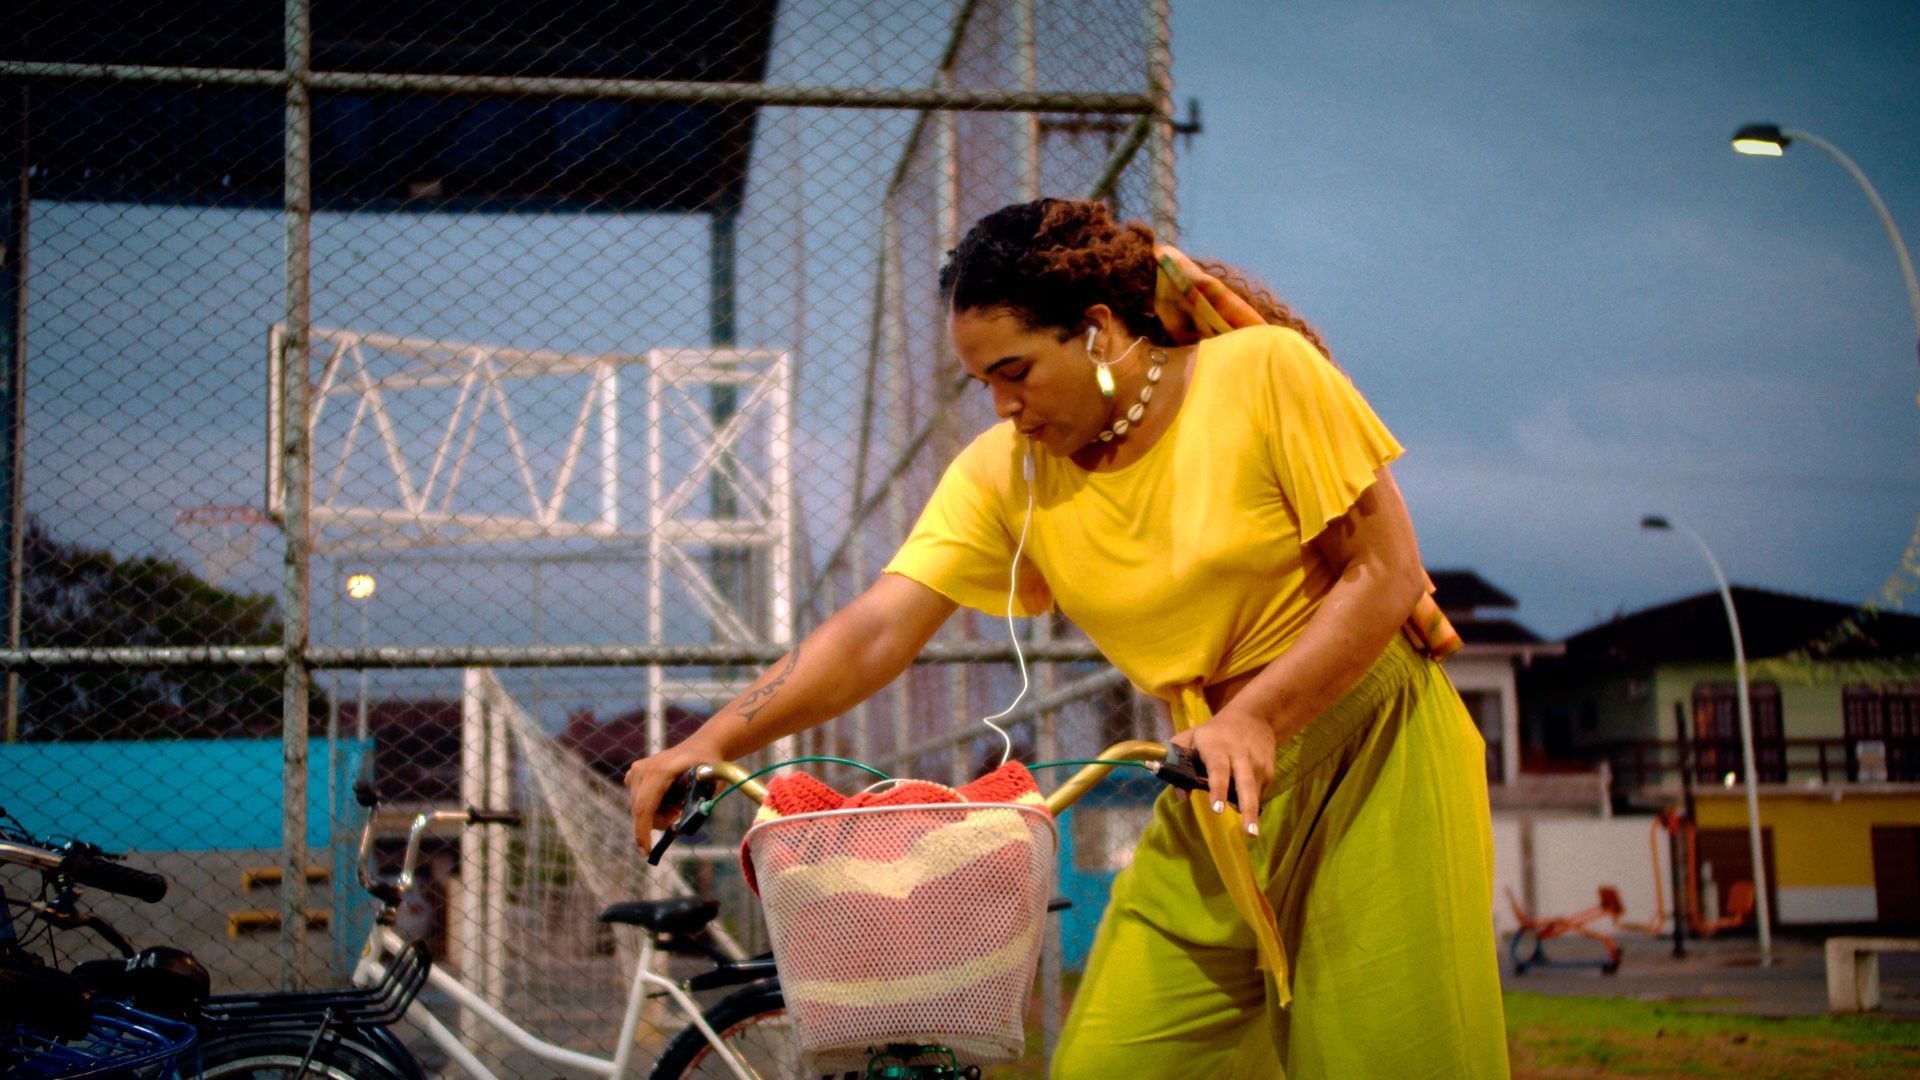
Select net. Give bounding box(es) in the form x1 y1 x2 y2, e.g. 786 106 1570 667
745 802 1057 1074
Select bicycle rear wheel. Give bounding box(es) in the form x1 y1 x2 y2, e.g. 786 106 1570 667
197 1030 419 1080
649 981 854 1080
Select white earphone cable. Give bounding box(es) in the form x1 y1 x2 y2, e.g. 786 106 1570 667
979 446 1037 768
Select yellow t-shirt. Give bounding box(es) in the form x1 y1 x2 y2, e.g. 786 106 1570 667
883 325 1404 702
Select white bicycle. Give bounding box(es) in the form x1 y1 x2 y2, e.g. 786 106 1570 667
351 740 1203 1080
346 780 794 1080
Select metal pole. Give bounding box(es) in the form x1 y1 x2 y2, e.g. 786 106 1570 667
1776 127 1920 365
355 600 369 744
1670 701 1689 958
1035 622 1061 1060
1015 0 1041 202
646 354 665 755
881 202 912 765
531 559 543 719
0 62 1154 115
1143 0 1177 238
1 86 27 744
324 561 341 974
279 0 316 990
1671 520 1772 963
0 639 1105 670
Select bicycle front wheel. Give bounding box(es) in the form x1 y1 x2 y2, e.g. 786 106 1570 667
649 981 853 1080
196 1030 420 1080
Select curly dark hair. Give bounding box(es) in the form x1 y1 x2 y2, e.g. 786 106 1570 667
937 198 1329 358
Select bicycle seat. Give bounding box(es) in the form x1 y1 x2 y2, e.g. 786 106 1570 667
598 897 719 935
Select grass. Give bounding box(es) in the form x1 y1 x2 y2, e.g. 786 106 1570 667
994 990 1920 1078
1505 992 1920 1079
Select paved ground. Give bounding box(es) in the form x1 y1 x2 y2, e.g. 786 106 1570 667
1499 927 1920 1018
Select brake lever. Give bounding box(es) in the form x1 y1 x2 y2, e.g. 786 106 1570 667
1149 743 1239 806
646 772 717 866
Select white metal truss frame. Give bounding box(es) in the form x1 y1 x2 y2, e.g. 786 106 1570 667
268 327 797 749
268 325 627 553
646 348 794 755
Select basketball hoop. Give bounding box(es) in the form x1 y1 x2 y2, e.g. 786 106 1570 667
174 505 274 588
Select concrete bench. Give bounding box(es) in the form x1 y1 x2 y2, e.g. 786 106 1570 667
1826 936 1920 1012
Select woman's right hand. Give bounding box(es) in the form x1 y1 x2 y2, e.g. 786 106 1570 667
625 739 719 853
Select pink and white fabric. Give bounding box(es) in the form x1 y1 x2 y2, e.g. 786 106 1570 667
742 763 1058 1074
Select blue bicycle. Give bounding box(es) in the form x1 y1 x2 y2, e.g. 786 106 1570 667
1 812 198 1080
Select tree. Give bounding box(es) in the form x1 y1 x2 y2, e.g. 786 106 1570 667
16 517 325 741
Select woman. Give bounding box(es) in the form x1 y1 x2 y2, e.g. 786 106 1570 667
626 198 1509 1078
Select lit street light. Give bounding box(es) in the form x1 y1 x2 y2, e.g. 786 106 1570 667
1732 122 1920 369
346 573 376 745
1641 515 1772 963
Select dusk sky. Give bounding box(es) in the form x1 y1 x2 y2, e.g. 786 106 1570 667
23 0 1920 668
1169 1 1920 638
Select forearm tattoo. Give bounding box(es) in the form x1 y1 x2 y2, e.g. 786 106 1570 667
734 643 800 724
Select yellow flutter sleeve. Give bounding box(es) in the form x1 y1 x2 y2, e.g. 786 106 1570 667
1258 328 1404 542
882 430 1053 618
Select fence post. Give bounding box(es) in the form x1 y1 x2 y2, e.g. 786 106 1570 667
277 0 316 990
1144 0 1177 238
0 85 25 747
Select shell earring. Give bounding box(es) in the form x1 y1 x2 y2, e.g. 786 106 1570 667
1086 328 1116 397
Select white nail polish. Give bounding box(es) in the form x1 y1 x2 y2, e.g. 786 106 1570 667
1212 800 1224 814
1246 821 1259 837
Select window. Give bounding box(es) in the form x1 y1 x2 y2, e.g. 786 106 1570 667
1689 682 1784 783
1457 689 1503 784
1843 685 1920 782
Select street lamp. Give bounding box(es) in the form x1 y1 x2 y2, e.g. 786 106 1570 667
345 573 375 745
1732 122 1920 367
1641 515 1772 962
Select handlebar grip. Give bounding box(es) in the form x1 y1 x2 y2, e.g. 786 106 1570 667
1154 743 1239 806
61 851 167 904
353 778 379 809
467 809 522 827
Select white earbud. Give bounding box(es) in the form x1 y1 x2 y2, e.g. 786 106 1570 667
1085 326 1097 352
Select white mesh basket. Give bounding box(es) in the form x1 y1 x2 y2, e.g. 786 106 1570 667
744 802 1058 1075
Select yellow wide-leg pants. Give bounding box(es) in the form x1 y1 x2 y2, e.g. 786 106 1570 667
1053 637 1510 1079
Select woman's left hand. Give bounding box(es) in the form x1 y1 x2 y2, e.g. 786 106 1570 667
1169 705 1276 833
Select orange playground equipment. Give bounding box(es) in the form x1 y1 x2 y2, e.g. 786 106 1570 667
1507 810 1758 975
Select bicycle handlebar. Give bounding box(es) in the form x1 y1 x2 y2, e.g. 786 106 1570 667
348 781 522 908
647 740 1236 862
0 838 168 903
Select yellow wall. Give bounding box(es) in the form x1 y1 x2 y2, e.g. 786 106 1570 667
1695 791 1920 889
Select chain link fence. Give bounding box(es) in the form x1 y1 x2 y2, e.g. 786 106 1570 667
1 0 1177 1073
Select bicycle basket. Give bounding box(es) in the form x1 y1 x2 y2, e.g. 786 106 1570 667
2 1000 198 1080
744 801 1057 1075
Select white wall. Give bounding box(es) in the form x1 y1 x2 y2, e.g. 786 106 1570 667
1490 816 1527 932
1491 814 1674 936
1448 655 1520 785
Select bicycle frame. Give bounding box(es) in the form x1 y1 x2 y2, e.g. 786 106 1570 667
348 739 1175 1080
349 808 762 1080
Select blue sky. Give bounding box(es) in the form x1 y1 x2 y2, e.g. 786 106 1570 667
1168 0 1920 635
23 0 1920 663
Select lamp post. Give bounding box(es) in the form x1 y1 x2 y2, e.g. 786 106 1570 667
345 573 375 745
1732 122 1920 369
1641 515 1772 962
